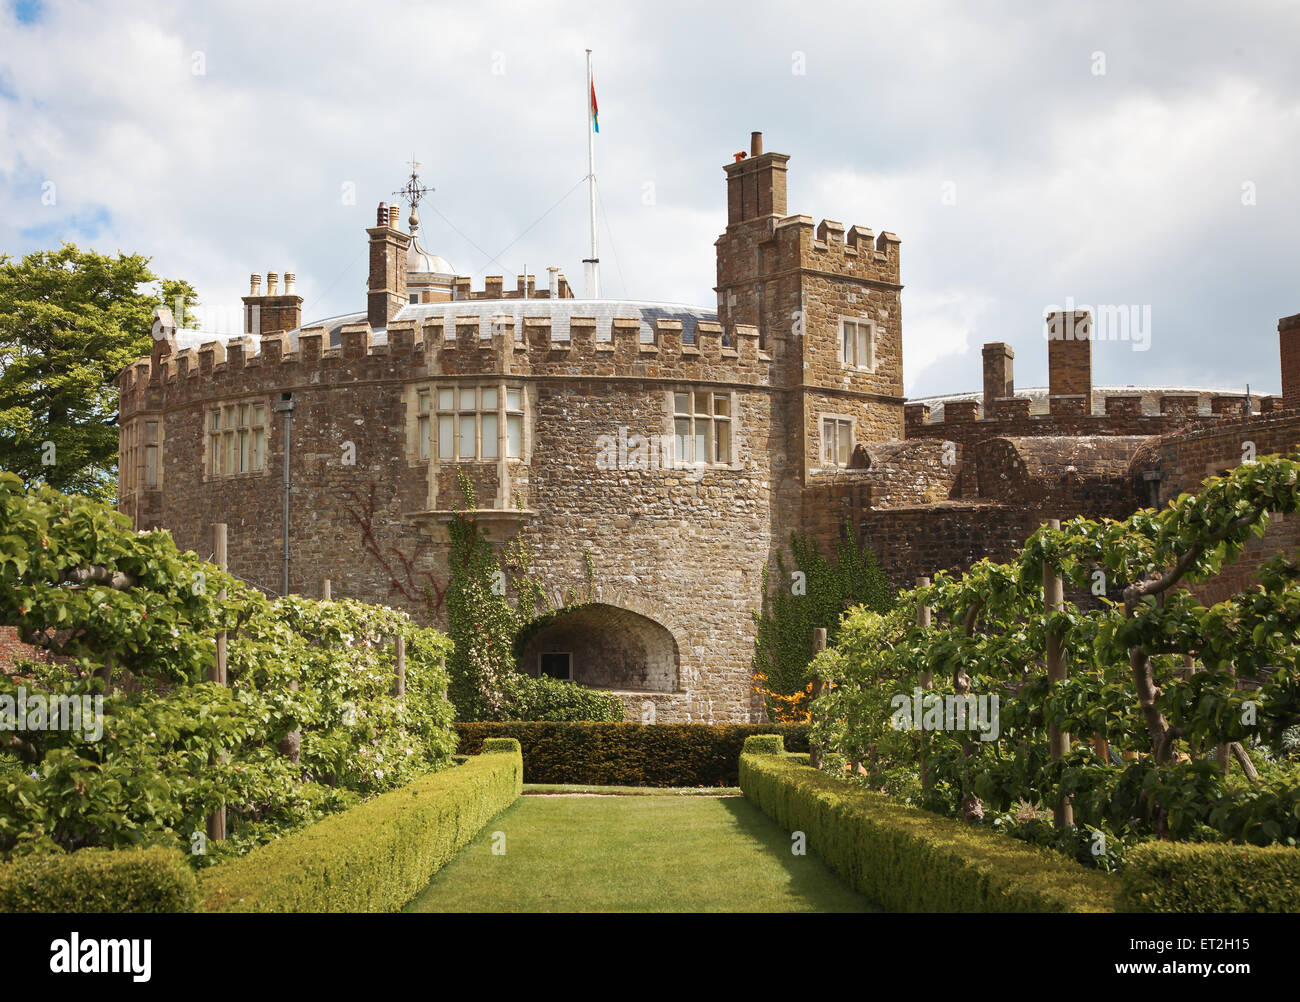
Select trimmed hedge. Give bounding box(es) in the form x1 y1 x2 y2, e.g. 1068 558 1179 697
0 847 198 913
200 746 522 912
1121 841 1300 913
740 737 1120 912
456 722 810 786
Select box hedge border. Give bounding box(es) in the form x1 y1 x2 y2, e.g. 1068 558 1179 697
456 722 809 786
0 846 198 913
1121 841 1300 912
739 735 1121 913
200 744 522 912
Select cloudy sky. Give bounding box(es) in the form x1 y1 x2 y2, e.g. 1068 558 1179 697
2 0 1296 396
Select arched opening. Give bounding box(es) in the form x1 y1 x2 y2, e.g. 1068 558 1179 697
516 604 679 692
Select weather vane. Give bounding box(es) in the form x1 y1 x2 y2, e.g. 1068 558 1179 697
394 156 433 212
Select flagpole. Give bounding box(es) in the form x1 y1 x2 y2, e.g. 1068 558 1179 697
584 48 600 299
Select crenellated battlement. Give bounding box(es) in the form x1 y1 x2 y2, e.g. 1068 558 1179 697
119 313 778 416
803 217 902 284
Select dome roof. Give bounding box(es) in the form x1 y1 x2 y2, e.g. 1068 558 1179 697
405 209 455 277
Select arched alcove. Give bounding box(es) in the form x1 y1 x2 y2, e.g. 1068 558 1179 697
516 604 679 692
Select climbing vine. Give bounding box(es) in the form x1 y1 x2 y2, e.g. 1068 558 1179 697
444 472 620 722
751 524 893 721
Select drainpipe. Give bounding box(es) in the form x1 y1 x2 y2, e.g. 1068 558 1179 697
273 393 295 594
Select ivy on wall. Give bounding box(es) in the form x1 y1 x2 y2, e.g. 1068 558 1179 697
445 473 620 723
752 524 893 721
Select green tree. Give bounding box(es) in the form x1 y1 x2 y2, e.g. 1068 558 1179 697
0 243 198 499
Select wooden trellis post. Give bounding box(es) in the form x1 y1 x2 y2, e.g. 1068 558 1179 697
393 633 406 698
808 627 827 769
207 523 228 843
914 577 933 792
1042 519 1073 829
322 578 332 600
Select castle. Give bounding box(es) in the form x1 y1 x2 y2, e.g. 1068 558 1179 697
117 132 1300 722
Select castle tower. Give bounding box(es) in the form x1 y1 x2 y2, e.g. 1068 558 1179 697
715 132 904 486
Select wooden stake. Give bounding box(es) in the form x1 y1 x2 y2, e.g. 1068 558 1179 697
916 577 932 791
809 628 827 769
393 633 406 698
207 523 228 843
1042 519 1073 829
322 578 331 601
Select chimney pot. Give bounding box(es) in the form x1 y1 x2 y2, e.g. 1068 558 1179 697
547 266 560 300
388 204 401 228
267 271 279 296
751 131 763 157
249 274 262 296
377 202 388 226
285 273 296 295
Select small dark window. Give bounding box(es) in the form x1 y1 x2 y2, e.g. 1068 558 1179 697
539 652 572 680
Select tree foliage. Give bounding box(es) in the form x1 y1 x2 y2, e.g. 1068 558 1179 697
0 244 198 499
0 473 456 861
812 451 1300 867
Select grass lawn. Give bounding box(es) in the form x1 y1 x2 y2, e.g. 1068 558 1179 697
404 790 875 912
522 783 741 796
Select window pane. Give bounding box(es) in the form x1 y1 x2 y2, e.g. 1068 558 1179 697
438 415 454 459
240 430 250 472
858 326 870 368
481 413 498 458
481 387 497 410
506 388 522 411
252 429 264 470
459 387 476 410
418 416 430 460
418 391 430 414
674 392 689 415
507 414 522 458
438 388 454 411
838 421 852 465
822 420 834 465
695 426 707 464
253 405 265 427
240 404 250 426
713 395 729 418
144 445 158 486
460 414 476 457
715 420 730 464
694 391 709 415
211 411 221 430
842 325 853 364
227 435 237 473
674 417 691 464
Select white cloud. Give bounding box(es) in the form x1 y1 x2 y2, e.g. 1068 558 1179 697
1 0 1297 395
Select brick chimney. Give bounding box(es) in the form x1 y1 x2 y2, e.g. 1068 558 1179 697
724 131 789 226
1279 313 1300 409
242 270 303 337
367 202 410 329
1046 310 1092 416
981 342 1014 416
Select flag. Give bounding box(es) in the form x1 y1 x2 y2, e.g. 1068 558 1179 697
591 80 599 133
